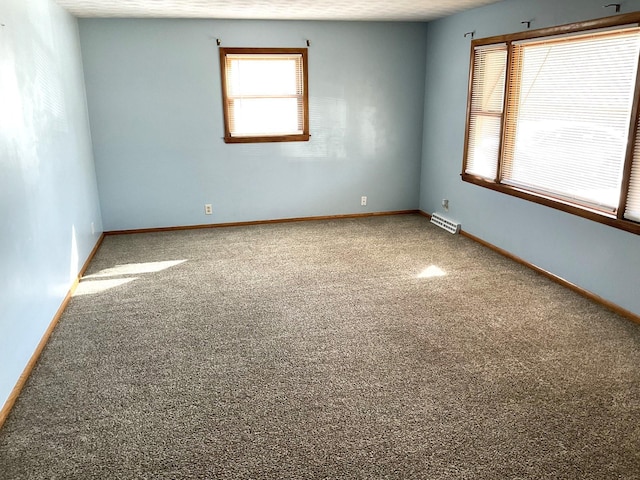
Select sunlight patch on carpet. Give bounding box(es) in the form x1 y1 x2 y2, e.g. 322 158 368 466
74 277 137 296
83 260 187 279
417 265 446 278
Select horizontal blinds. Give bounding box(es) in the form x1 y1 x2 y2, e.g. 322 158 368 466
501 28 640 212
624 121 640 221
464 44 507 180
225 53 304 137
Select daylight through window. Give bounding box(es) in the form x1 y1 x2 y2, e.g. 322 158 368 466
462 14 640 235
219 48 309 143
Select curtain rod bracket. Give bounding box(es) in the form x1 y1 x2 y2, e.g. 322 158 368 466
306 39 311 47
521 20 531 29
216 38 221 46
464 31 475 39
603 3 621 12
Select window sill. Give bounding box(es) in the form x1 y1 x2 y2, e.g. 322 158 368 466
223 133 310 144
461 173 640 236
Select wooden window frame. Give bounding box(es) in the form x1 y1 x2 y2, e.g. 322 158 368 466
461 12 640 236
219 47 310 144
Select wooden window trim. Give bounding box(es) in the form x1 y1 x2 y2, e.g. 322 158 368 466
219 47 310 144
461 172 640 235
462 12 640 236
470 12 640 48
618 51 640 219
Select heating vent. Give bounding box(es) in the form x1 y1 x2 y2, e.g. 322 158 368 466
430 213 460 234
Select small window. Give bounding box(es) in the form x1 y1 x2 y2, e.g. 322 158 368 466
462 14 640 235
219 47 309 143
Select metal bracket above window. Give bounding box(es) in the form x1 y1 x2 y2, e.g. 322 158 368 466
603 3 621 13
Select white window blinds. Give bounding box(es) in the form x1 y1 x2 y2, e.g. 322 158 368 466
625 122 640 221
223 53 304 138
501 28 640 213
464 44 507 180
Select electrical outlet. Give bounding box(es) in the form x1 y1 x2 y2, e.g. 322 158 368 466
361 196 367 206
442 199 449 211
204 204 213 215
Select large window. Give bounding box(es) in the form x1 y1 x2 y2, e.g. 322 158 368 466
219 47 309 144
462 13 640 235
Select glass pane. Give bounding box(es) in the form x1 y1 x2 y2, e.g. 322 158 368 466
227 57 300 96
506 120 627 209
465 44 507 180
625 119 640 222
466 114 502 179
231 98 301 136
473 46 507 113
503 30 640 211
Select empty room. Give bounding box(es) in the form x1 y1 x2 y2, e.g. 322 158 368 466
1 0 640 477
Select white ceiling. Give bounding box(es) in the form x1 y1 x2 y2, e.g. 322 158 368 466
54 0 503 21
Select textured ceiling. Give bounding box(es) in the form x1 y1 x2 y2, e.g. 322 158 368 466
54 0 503 21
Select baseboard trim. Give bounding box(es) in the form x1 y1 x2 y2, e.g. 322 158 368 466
104 210 420 235
0 233 105 430
418 210 639 324
460 230 640 325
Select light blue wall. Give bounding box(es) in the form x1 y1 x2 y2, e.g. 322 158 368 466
0 0 102 409
420 0 640 316
78 19 428 231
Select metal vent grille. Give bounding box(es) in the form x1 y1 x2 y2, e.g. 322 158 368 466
430 213 460 234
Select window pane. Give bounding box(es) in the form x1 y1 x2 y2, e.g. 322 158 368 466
231 97 301 136
625 121 640 221
502 30 640 212
220 48 308 142
466 114 503 179
465 44 507 179
227 55 301 96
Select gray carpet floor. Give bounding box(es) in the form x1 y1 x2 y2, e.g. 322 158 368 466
1 214 639 479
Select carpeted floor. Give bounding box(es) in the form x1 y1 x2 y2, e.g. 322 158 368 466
1 214 639 479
